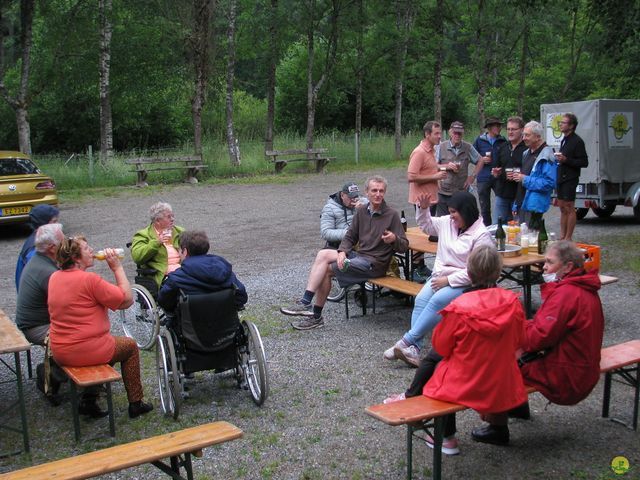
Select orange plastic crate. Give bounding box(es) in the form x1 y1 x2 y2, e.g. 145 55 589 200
576 243 600 271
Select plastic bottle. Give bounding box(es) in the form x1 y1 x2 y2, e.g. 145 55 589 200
94 248 125 260
496 217 506 251
400 210 407 232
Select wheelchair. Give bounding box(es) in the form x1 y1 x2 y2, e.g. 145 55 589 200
155 288 269 419
115 283 161 351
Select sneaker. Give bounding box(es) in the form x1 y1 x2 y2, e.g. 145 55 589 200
291 317 324 330
383 392 406 404
128 400 154 419
394 342 421 367
78 400 109 419
280 300 314 317
471 424 509 445
383 339 406 361
425 434 460 455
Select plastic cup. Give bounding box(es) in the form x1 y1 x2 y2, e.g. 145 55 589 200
520 236 529 255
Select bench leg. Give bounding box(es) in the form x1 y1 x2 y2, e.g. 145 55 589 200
136 170 149 187
26 349 33 379
315 159 327 173
152 454 193 480
431 417 444 480
69 382 81 442
185 168 199 184
106 382 116 437
602 371 612 419
275 161 286 173
406 425 414 480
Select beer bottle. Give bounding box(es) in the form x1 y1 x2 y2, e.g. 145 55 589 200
400 210 407 232
538 219 548 254
496 217 506 251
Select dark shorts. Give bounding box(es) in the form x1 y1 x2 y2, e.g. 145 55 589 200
556 178 579 201
331 254 374 288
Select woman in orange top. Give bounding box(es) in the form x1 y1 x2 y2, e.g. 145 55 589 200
48 236 153 419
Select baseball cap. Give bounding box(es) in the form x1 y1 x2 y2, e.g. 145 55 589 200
450 121 465 133
484 117 503 128
341 182 360 198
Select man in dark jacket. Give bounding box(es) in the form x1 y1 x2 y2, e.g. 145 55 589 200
157 230 248 312
555 113 588 240
472 117 507 225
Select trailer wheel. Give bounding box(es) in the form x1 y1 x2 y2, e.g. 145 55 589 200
592 205 616 218
634 204 640 222
575 208 589 220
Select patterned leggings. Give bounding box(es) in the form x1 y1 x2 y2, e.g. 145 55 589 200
110 336 143 403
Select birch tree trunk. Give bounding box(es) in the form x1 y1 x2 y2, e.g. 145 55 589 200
99 0 113 160
265 0 278 153
517 22 529 117
0 0 34 154
225 0 240 166
354 0 363 161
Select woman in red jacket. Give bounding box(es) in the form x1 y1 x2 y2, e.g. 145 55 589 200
48 236 153 419
384 244 527 454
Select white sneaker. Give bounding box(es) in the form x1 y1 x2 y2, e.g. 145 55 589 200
394 342 421 367
383 392 406 404
383 339 406 361
425 434 460 456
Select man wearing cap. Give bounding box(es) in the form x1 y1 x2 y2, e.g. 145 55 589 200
473 117 507 225
280 175 408 330
435 121 481 216
320 182 367 249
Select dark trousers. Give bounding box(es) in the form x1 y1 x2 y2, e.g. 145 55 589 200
477 179 496 226
405 348 456 437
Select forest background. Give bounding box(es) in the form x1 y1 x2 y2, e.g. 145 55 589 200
0 0 639 187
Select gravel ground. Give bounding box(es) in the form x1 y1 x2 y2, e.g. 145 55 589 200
0 167 639 479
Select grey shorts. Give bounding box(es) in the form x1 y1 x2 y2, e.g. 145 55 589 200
331 254 374 288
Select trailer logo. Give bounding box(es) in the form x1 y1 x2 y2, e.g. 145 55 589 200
549 114 565 139
608 112 633 149
545 113 565 148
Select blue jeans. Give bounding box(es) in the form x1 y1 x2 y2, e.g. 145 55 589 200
403 278 467 349
494 195 514 223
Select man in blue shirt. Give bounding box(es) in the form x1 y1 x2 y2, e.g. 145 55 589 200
473 117 507 225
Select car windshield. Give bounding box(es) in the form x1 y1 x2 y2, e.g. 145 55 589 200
0 158 40 176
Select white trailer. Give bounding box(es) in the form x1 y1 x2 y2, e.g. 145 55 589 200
541 99 640 221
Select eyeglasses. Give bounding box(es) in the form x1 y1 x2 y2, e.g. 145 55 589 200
506 128 522 132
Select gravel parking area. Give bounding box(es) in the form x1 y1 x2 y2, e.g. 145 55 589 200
1 167 638 479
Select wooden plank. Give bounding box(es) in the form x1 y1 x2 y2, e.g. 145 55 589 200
0 422 243 480
125 156 201 165
61 365 121 387
0 309 31 354
128 164 207 173
365 396 467 426
369 277 423 297
600 339 640 372
265 148 327 156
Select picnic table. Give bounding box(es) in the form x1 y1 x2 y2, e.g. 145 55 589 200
0 308 31 455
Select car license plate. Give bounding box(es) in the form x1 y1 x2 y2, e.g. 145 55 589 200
575 184 584 193
2 206 31 216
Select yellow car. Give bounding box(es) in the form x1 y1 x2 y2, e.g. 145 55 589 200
0 150 58 225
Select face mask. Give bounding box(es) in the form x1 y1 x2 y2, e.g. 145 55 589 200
542 272 557 283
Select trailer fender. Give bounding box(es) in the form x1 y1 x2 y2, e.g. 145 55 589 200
625 182 640 208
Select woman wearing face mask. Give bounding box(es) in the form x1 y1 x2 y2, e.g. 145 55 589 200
471 240 605 446
384 191 495 367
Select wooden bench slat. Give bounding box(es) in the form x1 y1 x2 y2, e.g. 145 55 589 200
369 277 423 297
265 148 328 156
0 422 243 480
366 395 467 426
129 164 206 172
61 365 121 387
125 156 202 164
600 339 640 371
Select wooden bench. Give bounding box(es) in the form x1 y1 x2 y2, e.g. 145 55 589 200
125 156 207 187
265 148 334 173
366 340 640 480
0 421 243 480
61 365 122 442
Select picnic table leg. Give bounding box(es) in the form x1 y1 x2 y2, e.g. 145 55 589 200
522 265 532 317
15 352 30 453
106 382 116 437
632 364 639 430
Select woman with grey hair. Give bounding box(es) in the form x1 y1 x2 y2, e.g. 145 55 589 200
131 201 185 294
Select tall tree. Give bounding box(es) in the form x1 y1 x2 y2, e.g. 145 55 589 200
393 0 413 159
0 0 34 154
98 0 113 159
264 0 278 153
225 0 240 165
558 1 596 100
354 0 363 161
432 0 444 125
190 0 215 156
304 0 340 150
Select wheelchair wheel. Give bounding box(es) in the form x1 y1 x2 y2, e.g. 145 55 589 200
120 284 159 350
326 277 346 302
156 328 181 419
240 321 269 406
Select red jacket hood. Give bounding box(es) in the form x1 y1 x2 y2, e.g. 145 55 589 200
540 268 601 302
441 288 523 337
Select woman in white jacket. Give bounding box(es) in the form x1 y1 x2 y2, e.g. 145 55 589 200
384 190 494 367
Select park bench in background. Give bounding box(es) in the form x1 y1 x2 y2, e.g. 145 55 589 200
366 339 640 480
0 421 243 480
125 155 207 187
265 148 334 173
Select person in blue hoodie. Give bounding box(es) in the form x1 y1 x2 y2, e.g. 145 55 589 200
15 204 60 291
157 230 248 313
